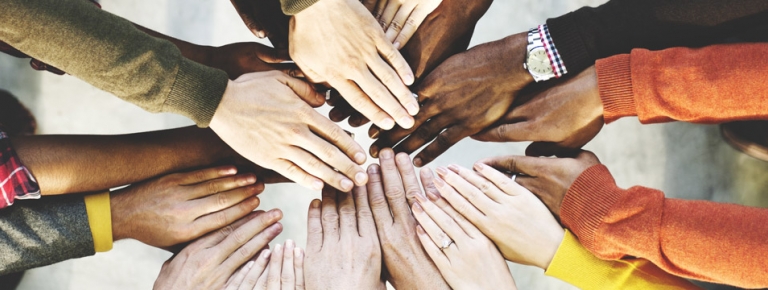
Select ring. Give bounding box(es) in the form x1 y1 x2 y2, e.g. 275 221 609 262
412 92 418 100
439 239 454 251
511 174 517 182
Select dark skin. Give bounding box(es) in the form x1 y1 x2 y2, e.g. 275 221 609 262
477 151 601 217
229 0 291 49
369 33 533 167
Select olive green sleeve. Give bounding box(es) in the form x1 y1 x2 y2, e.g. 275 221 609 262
0 0 228 127
281 0 320 15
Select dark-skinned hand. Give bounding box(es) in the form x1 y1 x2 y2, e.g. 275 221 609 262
328 0 494 127
370 33 533 167
477 150 601 218
203 42 301 80
474 66 605 157
229 0 291 49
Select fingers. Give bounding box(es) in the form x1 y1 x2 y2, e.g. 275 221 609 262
473 162 530 197
294 247 305 290
356 70 414 129
306 113 367 172
217 209 283 265
332 79 396 130
384 3 412 43
362 0 377 12
369 55 420 116
414 126 467 167
281 74 326 108
225 260 251 290
525 141 582 157
286 148 352 192
253 44 292 63
378 0 402 34
272 159 324 191
266 243 284 290
237 250 270 290
320 187 340 244
411 202 458 259
429 170 484 223
306 199 323 253
476 155 549 177
412 191 466 244
296 135 361 191
338 189 358 235
396 152 423 206
378 149 412 220
445 164 505 205
471 122 530 142
415 225 449 266
420 169 482 237
369 110 436 157
387 116 449 160
192 195 262 238
374 31 415 86
280 241 296 290
352 184 377 238
366 165 395 227
391 3 438 49
373 0 389 22
177 166 238 186
191 179 263 214
199 210 263 248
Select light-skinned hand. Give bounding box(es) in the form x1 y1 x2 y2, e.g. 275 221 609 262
304 186 385 290
110 165 264 248
153 210 284 290
369 0 442 48
412 175 517 290
478 151 601 218
433 164 564 269
474 67 605 157
289 0 419 130
209 71 368 192
224 240 305 290
366 149 449 289
369 33 533 166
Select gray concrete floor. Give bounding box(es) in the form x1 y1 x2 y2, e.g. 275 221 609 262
1 0 766 289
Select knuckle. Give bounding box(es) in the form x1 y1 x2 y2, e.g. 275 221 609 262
322 212 339 224
215 211 229 228
478 181 492 193
435 132 453 148
495 126 507 141
389 20 403 32
339 205 357 216
413 126 433 141
357 208 374 219
219 225 235 237
306 157 322 170
232 229 249 244
207 180 221 194
368 192 388 207
237 246 252 259
217 193 230 208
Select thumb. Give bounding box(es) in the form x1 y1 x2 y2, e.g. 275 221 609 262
525 142 582 158
476 155 552 177
282 74 325 107
472 122 530 142
255 44 291 63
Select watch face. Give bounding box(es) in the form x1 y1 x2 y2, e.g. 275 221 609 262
526 48 553 75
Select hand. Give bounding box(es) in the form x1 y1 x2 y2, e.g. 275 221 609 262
224 240 305 290
366 149 449 289
370 0 442 48
474 67 605 157
209 71 368 192
205 42 301 80
478 151 601 217
432 164 564 269
289 0 419 130
229 0 291 48
110 165 264 248
153 210 284 290
411 174 517 290
304 187 384 290
370 33 533 166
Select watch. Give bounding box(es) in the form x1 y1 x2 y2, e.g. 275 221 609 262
524 27 556 82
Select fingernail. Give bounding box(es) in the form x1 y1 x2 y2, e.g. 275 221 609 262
406 102 420 116
396 153 410 165
286 239 294 248
394 41 401 50
257 31 266 38
435 167 448 177
403 73 414 86
413 202 423 212
329 110 342 121
413 158 423 167
381 118 395 130
341 179 354 191
243 175 257 185
275 244 282 252
447 164 460 173
416 225 425 235
426 190 439 201
473 162 485 171
262 249 272 259
369 145 380 156
311 199 321 208
369 128 380 139
414 192 427 204
434 175 445 186
399 116 415 129
355 172 367 185
246 261 255 269
294 247 302 257
354 152 366 164
312 180 324 191
222 167 237 175
368 165 379 174
380 149 393 159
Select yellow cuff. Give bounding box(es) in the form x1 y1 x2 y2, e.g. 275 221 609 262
84 191 113 252
545 230 699 290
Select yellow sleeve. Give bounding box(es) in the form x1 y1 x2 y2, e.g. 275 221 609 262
84 191 113 252
545 230 700 290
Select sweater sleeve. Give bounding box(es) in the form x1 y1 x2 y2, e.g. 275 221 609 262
546 0 768 75
0 0 228 127
281 0 319 15
545 230 700 290
561 165 768 288
595 44 768 124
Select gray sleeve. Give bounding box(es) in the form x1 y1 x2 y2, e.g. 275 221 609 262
0 195 95 275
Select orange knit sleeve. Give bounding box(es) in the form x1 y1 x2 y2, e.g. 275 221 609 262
561 165 768 288
595 43 768 124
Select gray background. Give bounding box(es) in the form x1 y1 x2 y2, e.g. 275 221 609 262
1 0 765 289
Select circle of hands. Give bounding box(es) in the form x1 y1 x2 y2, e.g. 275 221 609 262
153 0 608 289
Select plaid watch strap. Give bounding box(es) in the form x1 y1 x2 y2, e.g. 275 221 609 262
0 130 40 209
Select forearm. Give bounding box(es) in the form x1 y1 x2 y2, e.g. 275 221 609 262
134 24 213 68
12 127 231 195
561 165 768 288
546 0 768 74
595 43 768 124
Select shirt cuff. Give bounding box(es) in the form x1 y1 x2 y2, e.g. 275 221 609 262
84 191 113 252
546 230 610 286
0 131 41 209
281 0 320 15
596 54 637 123
163 58 229 127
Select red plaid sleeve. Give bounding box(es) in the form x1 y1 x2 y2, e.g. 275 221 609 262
0 130 40 209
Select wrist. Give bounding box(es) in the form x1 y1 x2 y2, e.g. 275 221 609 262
109 189 131 241
501 32 535 86
539 229 565 270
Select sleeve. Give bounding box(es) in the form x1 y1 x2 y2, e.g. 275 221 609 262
84 191 113 252
0 195 95 275
0 0 229 127
595 43 768 124
0 130 40 209
280 0 319 15
560 165 768 289
545 0 768 75
545 230 700 290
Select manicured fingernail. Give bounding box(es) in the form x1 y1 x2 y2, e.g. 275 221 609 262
262 249 272 258
311 199 321 208
406 102 420 116
413 202 423 212
434 175 445 186
426 190 440 201
354 152 366 164
403 73 414 85
394 41 401 50
381 118 395 130
274 244 282 252
246 261 255 269
416 225 426 235
286 239 294 248
447 164 460 173
341 179 354 191
413 158 423 167
473 162 485 171
435 167 448 177
312 180 324 191
355 172 367 184
368 165 379 174
380 148 393 159
399 116 415 129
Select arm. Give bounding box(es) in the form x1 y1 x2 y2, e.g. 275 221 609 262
0 0 228 126
596 43 768 124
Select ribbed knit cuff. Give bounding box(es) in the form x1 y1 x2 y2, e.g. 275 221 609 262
560 164 626 252
281 0 320 15
163 58 228 127
595 54 637 124
546 12 592 75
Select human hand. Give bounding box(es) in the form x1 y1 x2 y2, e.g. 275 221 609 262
430 164 564 269
224 240 305 290
412 173 517 290
474 67 605 157
304 186 384 290
205 42 301 80
370 33 533 166
209 71 368 192
153 209 284 290
366 149 449 289
110 165 264 248
289 0 419 131
478 151 601 217
229 0 291 48
369 0 442 48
